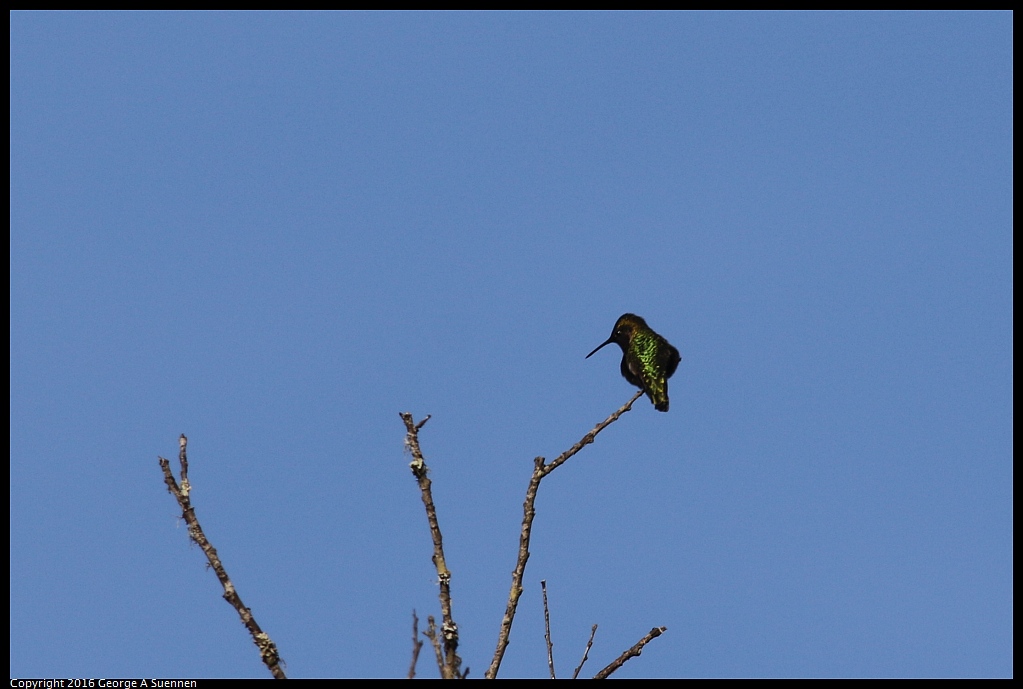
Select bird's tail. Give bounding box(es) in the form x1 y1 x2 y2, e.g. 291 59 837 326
650 388 670 412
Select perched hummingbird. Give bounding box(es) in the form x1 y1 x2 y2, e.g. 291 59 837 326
586 314 681 412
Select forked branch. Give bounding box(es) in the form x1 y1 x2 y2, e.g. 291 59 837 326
158 435 285 679
400 413 464 679
485 390 644 679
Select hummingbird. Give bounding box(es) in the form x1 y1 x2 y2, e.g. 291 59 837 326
586 313 681 412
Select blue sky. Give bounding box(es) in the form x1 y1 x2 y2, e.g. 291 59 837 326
10 12 1012 678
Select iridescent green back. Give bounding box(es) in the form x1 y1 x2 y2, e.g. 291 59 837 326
628 329 674 410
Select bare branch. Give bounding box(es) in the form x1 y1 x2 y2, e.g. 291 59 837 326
158 435 286 680
485 390 644 679
542 580 555 679
592 626 667 679
540 389 644 479
408 610 425 679
400 413 463 680
572 624 598 679
423 615 444 678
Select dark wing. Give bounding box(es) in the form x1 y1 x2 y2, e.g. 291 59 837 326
660 338 681 379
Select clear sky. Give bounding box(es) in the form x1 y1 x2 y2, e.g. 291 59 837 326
10 12 1012 679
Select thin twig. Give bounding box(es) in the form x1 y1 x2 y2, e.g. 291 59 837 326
592 626 667 679
158 435 286 679
423 615 445 679
485 390 644 679
542 580 555 679
572 624 598 679
400 413 463 680
408 610 425 679
540 389 645 479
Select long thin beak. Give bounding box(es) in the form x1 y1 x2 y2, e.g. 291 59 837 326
585 336 615 359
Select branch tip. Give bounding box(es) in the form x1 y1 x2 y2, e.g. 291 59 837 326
593 626 667 679
572 624 598 679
